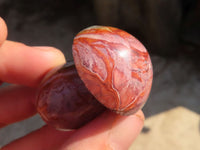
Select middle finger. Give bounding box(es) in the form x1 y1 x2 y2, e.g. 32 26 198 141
0 85 36 128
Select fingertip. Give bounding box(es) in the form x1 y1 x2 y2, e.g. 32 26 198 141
33 46 66 68
135 109 145 122
0 17 8 45
28 46 66 86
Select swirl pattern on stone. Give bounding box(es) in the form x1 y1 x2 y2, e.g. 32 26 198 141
73 26 153 115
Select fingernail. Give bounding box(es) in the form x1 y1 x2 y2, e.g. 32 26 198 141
33 46 55 51
33 46 66 65
107 111 144 150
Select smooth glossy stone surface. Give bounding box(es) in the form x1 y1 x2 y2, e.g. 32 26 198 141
36 64 105 129
73 26 153 115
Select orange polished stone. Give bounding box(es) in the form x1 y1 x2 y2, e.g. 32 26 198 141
73 26 153 115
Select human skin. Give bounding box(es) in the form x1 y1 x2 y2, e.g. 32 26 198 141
0 17 144 150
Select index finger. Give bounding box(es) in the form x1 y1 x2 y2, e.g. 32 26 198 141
0 41 66 87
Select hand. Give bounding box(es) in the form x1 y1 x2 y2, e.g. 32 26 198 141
0 17 144 150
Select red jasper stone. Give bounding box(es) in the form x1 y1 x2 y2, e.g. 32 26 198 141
73 26 153 115
36 64 105 129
